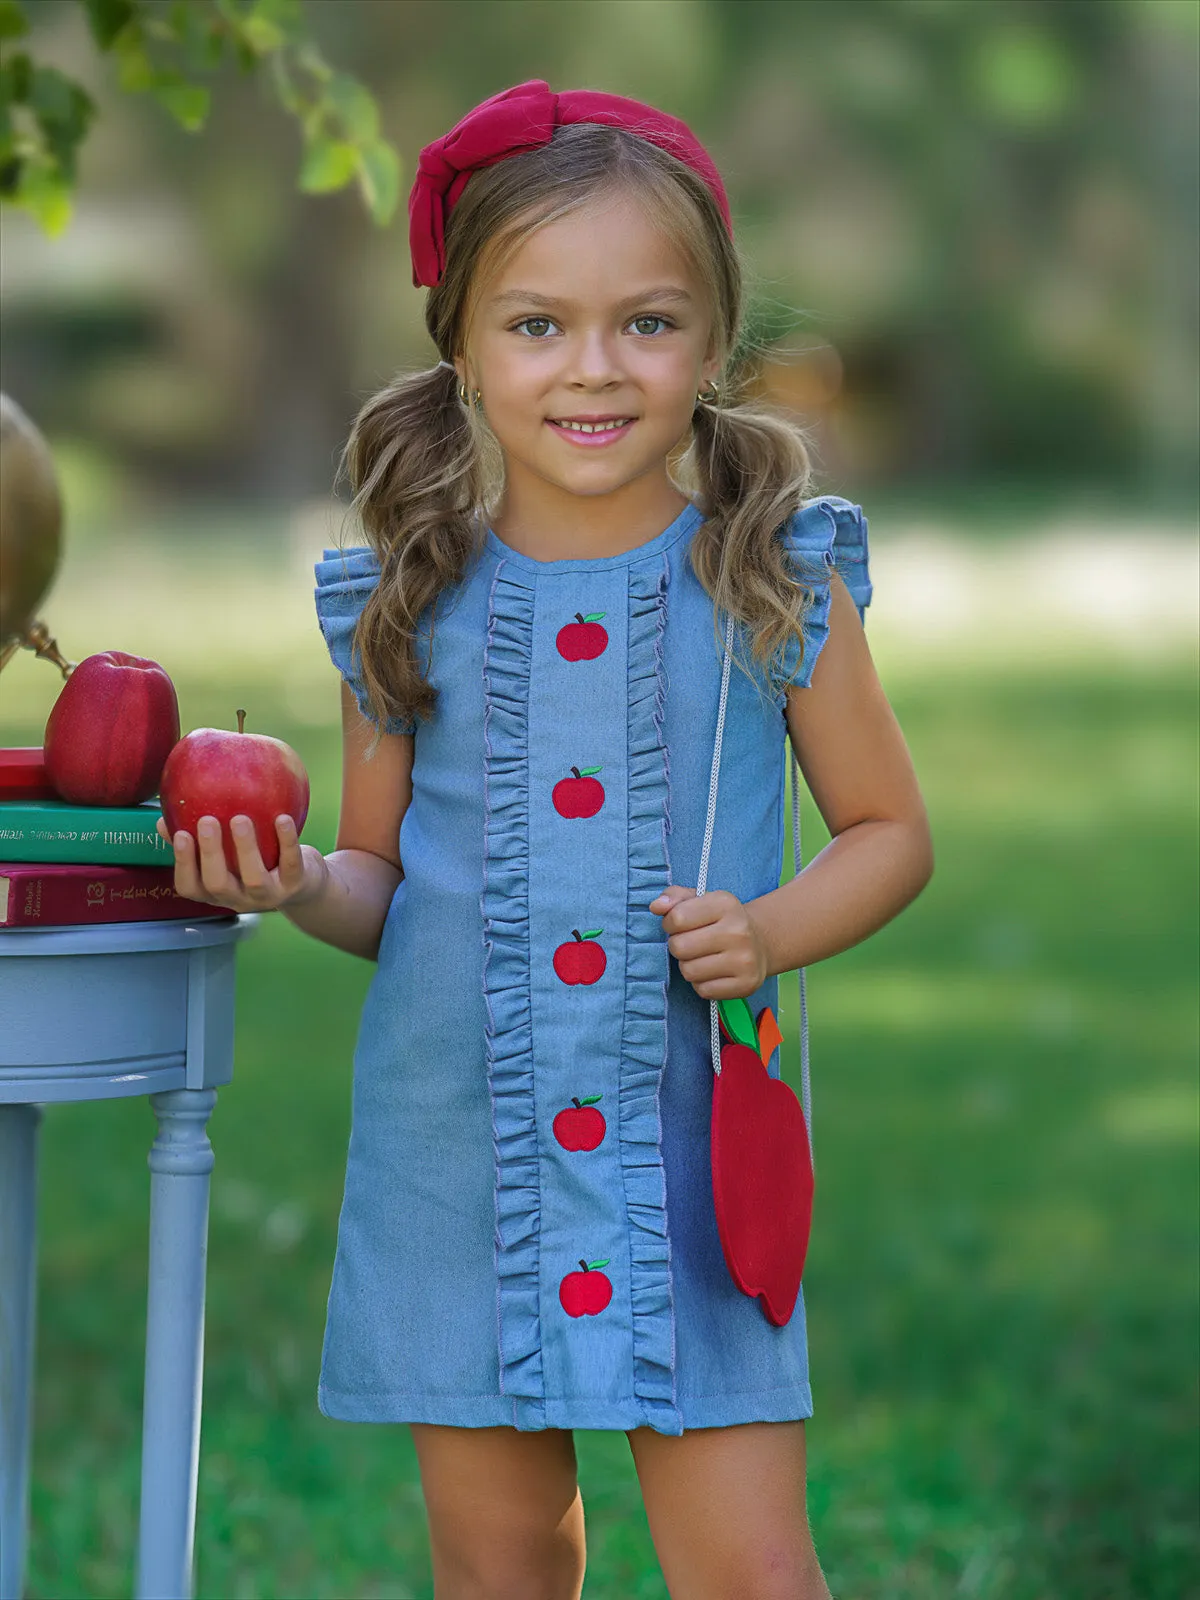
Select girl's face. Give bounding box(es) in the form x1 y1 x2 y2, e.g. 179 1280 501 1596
459 190 720 513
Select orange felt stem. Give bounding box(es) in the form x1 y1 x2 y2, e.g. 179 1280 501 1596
756 1005 785 1063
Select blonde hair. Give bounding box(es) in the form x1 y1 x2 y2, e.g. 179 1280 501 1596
337 122 815 749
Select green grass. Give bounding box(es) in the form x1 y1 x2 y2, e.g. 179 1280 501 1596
4 636 1196 1597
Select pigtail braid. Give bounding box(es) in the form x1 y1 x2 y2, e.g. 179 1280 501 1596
680 392 817 690
334 362 484 747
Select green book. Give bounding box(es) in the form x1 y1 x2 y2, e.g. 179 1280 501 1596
0 798 172 866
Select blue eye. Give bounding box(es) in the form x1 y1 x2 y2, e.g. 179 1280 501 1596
514 316 558 338
629 315 672 336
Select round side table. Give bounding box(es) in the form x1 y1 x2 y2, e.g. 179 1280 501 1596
0 913 259 1600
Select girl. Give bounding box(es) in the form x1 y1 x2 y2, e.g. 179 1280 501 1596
161 82 933 1600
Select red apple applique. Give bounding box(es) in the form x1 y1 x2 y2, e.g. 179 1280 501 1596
559 1259 613 1317
556 612 608 660
710 996 813 1328
553 1096 606 1151
553 930 606 985
552 766 605 818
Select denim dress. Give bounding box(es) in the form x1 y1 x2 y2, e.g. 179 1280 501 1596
312 495 872 1435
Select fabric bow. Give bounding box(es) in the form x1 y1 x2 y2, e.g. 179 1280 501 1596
408 79 733 288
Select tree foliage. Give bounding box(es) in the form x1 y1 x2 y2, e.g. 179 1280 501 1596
0 0 400 233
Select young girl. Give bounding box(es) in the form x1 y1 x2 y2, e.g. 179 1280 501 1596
161 81 932 1600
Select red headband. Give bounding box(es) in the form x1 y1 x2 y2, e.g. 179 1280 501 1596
408 79 732 289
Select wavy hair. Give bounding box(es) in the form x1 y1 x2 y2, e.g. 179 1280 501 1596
336 122 815 750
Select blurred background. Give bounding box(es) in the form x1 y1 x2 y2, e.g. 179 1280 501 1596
1 2 1196 1598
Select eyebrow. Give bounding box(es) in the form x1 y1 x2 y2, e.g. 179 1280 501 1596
487 286 696 312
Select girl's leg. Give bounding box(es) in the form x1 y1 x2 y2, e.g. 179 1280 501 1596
626 1420 830 1600
409 1423 586 1600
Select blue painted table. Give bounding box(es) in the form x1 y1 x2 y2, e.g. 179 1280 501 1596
0 913 259 1600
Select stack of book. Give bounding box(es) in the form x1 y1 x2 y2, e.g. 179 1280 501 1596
0 747 231 929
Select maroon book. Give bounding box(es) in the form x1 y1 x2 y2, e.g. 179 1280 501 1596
0 861 232 929
0 747 56 801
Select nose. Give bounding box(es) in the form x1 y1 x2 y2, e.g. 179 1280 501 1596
565 324 623 390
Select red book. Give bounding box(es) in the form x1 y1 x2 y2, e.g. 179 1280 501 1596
0 862 233 929
0 748 56 801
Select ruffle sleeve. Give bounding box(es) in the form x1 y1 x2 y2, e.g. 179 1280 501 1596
314 546 417 736
769 495 873 696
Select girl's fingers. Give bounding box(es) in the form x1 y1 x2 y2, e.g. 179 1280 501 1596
195 816 241 901
169 828 205 901
229 814 267 890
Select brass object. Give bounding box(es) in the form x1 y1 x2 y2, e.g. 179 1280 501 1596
0 391 73 678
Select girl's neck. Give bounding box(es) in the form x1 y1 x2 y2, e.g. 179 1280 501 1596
490 466 691 563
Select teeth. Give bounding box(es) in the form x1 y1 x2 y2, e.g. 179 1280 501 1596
554 419 631 433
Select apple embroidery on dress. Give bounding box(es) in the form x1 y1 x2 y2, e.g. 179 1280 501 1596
553 1096 606 1150
553 930 606 985
556 613 608 660
559 1259 613 1317
552 766 605 817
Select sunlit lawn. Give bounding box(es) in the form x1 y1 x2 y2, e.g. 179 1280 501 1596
3 524 1196 1599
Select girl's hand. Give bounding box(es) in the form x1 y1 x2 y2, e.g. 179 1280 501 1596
648 885 770 1000
155 813 328 914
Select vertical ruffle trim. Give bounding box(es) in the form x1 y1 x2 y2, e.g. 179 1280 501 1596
479 561 545 1427
621 554 683 1435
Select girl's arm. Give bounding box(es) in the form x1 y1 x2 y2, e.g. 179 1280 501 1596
160 679 411 962
748 569 933 975
279 681 411 962
652 572 933 996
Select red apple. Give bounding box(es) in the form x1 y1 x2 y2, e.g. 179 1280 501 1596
553 1096 606 1151
159 709 309 874
559 1260 613 1317
556 612 608 661
44 651 180 806
552 766 605 818
552 929 606 985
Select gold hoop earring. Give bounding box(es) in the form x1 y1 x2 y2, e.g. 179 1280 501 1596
696 380 720 406
458 382 480 408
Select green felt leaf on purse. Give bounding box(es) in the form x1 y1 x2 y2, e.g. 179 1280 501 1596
717 996 759 1050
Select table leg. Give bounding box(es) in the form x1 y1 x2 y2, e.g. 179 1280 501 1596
135 1089 216 1600
0 1103 41 1600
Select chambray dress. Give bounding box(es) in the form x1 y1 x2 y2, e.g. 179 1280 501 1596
312 495 872 1435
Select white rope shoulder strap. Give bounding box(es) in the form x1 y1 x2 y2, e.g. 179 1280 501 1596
694 613 812 1136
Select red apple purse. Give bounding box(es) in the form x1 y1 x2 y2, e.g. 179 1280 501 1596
694 612 815 1328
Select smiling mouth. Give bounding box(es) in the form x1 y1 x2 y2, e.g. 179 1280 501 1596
549 418 635 435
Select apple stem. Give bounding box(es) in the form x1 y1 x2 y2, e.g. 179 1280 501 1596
572 1098 582 1108
571 767 581 779
574 613 586 624
579 1259 589 1273
236 708 246 734
572 929 581 941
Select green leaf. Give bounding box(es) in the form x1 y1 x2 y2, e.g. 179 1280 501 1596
586 1259 610 1271
0 0 29 44
579 766 603 776
4 49 30 99
251 0 302 33
172 4 226 73
150 75 209 131
581 929 603 940
355 136 399 225
325 72 377 142
717 996 759 1051
13 156 72 234
240 13 285 55
83 0 136 51
580 1095 603 1105
113 31 156 93
299 133 357 193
